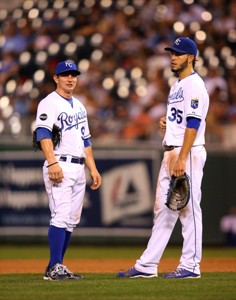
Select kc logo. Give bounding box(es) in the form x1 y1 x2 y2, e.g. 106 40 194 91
175 38 181 45
191 98 199 109
65 61 73 68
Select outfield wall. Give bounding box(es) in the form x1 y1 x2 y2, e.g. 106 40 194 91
0 143 235 245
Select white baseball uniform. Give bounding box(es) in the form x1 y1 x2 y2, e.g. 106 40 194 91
35 91 90 232
135 72 209 275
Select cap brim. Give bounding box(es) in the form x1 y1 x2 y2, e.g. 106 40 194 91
56 70 81 75
164 46 187 54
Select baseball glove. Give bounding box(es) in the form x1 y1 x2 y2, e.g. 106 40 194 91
165 172 190 211
32 124 62 151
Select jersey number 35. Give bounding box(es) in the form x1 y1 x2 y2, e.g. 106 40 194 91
168 108 183 124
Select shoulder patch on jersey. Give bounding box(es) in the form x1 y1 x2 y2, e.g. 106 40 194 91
39 113 48 121
191 98 199 109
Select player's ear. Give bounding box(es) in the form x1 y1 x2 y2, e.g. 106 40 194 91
53 74 59 83
188 54 195 64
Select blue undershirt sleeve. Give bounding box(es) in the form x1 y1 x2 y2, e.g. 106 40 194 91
84 138 92 148
186 117 201 130
36 127 52 141
37 128 92 147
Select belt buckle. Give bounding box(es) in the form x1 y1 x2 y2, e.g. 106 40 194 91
67 155 72 163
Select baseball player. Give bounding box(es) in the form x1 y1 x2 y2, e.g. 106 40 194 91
35 60 102 280
117 37 209 279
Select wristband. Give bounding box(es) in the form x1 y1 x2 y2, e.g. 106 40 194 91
47 162 58 168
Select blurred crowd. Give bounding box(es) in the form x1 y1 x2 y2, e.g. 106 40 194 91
0 0 236 147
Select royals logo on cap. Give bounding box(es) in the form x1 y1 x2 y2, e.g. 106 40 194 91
175 38 181 45
164 37 198 57
55 60 81 75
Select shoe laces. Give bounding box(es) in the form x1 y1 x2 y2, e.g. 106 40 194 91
126 267 136 275
50 263 67 276
172 268 184 276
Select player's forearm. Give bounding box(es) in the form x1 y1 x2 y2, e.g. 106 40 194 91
179 127 197 160
84 146 97 172
40 139 57 164
84 146 102 189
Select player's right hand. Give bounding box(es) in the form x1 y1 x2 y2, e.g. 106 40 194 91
159 116 166 131
48 163 64 183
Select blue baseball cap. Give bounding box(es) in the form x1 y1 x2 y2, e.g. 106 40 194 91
55 60 81 75
164 37 198 57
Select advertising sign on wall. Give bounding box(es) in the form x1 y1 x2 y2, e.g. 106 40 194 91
0 148 160 237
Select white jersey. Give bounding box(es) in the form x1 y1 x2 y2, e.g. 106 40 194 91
163 72 209 146
35 91 90 157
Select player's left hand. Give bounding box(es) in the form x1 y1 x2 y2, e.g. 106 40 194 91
173 157 186 177
90 170 102 190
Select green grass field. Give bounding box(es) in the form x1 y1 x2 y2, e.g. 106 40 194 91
1 245 236 300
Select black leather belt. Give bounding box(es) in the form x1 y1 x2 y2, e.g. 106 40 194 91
59 156 85 164
163 145 180 151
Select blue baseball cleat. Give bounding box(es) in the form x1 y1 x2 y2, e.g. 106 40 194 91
117 267 157 278
163 268 201 279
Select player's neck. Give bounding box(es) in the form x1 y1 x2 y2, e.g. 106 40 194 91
55 88 73 99
178 66 194 81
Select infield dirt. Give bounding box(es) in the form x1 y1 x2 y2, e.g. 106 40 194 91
1 258 236 274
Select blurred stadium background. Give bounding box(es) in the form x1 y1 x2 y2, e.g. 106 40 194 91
0 0 236 246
